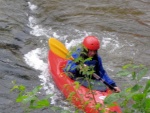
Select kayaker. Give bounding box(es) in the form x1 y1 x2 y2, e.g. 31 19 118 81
64 36 121 93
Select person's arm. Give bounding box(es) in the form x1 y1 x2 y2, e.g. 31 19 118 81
98 56 116 85
97 56 120 92
65 60 78 74
64 48 81 74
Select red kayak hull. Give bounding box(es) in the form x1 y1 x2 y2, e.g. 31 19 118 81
48 50 121 113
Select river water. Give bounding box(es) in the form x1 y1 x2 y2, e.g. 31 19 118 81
0 0 150 113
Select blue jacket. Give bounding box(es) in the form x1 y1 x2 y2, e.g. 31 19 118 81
65 48 117 87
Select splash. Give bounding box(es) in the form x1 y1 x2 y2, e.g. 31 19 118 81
28 2 37 11
23 48 62 104
24 48 47 71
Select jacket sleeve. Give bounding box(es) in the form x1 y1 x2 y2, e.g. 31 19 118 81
65 60 77 74
98 56 117 87
64 49 80 74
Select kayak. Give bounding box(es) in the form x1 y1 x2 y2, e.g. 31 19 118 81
48 49 122 113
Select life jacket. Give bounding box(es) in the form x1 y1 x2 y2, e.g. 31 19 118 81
64 48 116 87
75 55 100 79
70 48 100 79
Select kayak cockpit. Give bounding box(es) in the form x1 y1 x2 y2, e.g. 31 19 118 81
58 60 107 92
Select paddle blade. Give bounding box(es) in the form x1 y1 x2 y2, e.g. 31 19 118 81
48 38 73 60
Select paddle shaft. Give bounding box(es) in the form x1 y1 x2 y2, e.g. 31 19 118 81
81 64 116 91
92 73 116 91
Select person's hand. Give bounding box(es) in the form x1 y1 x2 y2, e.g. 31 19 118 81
113 87 121 93
79 64 87 70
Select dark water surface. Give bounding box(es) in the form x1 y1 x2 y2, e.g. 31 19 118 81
0 0 150 113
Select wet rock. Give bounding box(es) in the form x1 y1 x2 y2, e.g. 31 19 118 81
145 49 150 55
0 97 13 105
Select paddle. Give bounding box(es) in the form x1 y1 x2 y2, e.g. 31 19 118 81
48 38 116 91
48 37 74 60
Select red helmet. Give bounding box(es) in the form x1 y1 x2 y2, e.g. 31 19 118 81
83 36 100 50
